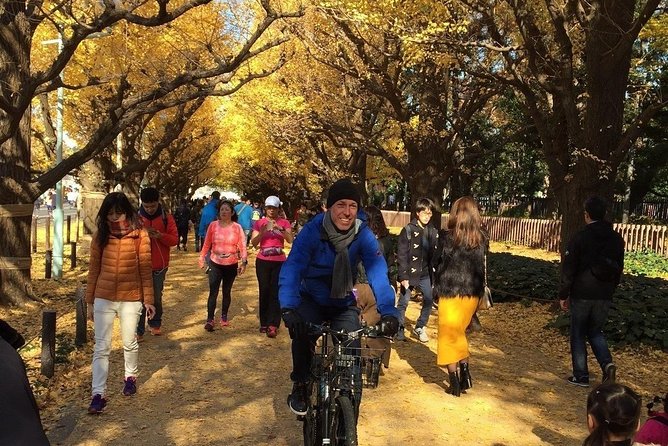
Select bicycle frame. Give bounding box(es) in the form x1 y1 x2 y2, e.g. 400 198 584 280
302 323 386 446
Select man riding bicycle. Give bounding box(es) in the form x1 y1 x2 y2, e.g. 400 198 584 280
279 178 400 416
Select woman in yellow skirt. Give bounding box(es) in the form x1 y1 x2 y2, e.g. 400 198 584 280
433 196 488 396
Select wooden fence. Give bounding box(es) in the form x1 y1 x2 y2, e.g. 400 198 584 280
380 211 668 256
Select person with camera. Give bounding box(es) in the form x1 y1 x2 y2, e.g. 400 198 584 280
278 178 399 416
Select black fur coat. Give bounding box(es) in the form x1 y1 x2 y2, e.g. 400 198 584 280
433 230 488 299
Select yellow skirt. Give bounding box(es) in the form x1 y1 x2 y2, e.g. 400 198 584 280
437 296 479 366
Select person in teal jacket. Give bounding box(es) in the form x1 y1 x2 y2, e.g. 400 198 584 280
278 178 399 416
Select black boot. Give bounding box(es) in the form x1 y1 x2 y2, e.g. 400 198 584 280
447 371 461 397
460 362 472 391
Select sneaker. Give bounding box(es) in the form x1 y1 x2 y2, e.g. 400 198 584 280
413 326 429 343
204 320 214 332
122 376 137 396
267 326 278 338
88 394 107 414
183 245 187 251
135 334 144 343
259 326 268 333
220 315 229 327
149 327 162 336
603 363 617 383
567 376 590 387
287 382 308 416
395 328 406 342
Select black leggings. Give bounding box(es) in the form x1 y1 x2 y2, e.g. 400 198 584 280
255 258 283 327
207 262 238 321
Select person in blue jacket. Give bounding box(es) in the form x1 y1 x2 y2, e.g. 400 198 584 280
279 178 399 416
198 191 220 264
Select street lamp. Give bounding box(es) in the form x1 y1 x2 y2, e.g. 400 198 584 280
41 37 65 279
42 29 111 279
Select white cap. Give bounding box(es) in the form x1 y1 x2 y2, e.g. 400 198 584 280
264 195 281 207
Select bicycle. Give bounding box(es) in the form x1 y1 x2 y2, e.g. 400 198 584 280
300 322 388 446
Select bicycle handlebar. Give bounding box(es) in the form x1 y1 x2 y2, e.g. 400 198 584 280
305 321 390 339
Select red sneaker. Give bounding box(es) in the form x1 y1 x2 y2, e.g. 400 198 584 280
267 326 278 338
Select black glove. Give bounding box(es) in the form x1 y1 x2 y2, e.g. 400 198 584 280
378 315 399 337
282 309 306 339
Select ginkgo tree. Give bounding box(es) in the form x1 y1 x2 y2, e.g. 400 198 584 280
0 0 303 305
432 0 668 250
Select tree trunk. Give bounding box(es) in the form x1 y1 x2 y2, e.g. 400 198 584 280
0 10 37 305
404 168 448 230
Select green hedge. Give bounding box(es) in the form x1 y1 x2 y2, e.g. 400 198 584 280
488 251 668 349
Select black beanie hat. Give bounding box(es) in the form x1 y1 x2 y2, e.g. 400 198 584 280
327 178 361 208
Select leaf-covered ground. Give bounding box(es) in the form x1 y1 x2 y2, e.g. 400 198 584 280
2 241 667 445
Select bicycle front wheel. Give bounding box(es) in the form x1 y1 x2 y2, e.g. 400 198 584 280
329 395 357 446
302 381 320 446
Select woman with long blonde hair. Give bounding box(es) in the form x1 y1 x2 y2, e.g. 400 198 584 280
433 196 487 396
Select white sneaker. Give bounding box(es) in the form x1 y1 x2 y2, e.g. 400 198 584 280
413 326 429 343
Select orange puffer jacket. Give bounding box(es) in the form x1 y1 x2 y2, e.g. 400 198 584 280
85 229 154 305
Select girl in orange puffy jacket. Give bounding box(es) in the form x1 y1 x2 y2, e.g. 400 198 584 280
85 192 155 414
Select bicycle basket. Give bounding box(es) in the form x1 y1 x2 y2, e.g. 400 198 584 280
321 346 385 390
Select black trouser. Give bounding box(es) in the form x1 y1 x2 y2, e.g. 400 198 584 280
255 258 283 328
207 262 237 321
290 296 361 383
177 226 188 247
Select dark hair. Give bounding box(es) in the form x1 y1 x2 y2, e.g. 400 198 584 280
140 187 159 202
217 200 238 222
211 191 221 200
447 196 483 249
585 196 607 221
583 383 641 446
414 197 435 214
364 205 389 238
96 192 139 247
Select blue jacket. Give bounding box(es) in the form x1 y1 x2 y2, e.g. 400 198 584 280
279 213 398 318
234 202 253 231
198 199 219 237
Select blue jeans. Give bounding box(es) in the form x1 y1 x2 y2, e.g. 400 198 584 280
290 296 361 383
569 299 613 380
137 269 167 334
397 275 433 329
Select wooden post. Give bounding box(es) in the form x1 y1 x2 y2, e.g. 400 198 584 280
70 241 77 269
40 310 56 378
32 217 38 253
66 215 71 244
75 286 87 347
45 250 52 279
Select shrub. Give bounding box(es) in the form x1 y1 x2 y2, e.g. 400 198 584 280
488 252 668 349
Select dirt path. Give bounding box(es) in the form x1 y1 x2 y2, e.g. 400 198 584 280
40 248 663 446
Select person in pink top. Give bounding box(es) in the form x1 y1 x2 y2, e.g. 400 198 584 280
250 195 293 338
198 200 248 332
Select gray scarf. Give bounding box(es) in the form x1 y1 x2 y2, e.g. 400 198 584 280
322 210 361 299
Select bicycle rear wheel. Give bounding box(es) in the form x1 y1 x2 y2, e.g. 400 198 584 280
329 395 357 446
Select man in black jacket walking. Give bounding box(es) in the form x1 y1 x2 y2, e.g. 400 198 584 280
559 196 624 387
396 197 439 342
